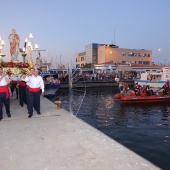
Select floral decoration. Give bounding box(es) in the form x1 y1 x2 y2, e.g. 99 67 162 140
2 60 30 68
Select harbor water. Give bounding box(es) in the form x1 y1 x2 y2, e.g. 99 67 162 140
51 87 170 170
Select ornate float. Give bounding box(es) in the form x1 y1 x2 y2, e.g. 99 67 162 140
2 60 30 74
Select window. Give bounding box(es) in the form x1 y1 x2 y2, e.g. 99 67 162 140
138 53 142 57
122 61 126 63
128 52 135 56
81 57 84 61
138 61 142 64
122 52 126 56
143 61 150 65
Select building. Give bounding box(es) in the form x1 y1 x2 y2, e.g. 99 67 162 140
76 43 101 68
95 62 163 74
98 44 152 65
75 43 152 68
75 52 86 68
85 43 99 67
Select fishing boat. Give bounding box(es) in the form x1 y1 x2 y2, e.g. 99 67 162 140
39 70 60 98
44 83 60 98
134 67 170 88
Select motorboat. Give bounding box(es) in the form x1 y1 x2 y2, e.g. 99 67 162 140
114 90 170 104
134 67 170 88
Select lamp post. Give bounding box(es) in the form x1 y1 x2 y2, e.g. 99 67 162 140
0 35 5 66
158 48 161 65
21 33 38 63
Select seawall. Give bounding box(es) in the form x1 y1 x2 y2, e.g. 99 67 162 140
0 96 160 170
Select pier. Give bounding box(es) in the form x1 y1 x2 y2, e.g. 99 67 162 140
0 97 160 170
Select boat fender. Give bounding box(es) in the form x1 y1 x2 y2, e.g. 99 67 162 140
126 90 136 96
157 91 164 96
114 93 122 99
121 96 129 100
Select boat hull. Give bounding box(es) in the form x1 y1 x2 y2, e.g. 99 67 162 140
44 84 60 98
120 94 170 104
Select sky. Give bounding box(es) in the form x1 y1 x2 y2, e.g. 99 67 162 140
0 0 170 67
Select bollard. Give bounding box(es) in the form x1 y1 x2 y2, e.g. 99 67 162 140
54 101 62 109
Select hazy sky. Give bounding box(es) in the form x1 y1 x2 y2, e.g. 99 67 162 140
0 0 170 67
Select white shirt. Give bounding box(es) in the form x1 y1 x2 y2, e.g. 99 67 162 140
22 75 45 92
10 74 19 81
0 75 9 86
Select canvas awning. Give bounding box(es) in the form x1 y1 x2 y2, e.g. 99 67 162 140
116 65 134 72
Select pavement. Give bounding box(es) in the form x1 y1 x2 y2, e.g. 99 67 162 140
0 94 160 170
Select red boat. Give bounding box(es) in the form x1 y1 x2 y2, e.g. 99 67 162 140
114 90 170 104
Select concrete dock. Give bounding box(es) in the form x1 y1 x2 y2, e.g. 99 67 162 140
0 96 160 170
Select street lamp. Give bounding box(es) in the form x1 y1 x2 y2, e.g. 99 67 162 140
158 48 161 65
0 35 5 66
21 33 38 63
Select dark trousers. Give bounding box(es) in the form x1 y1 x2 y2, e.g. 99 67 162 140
26 88 29 110
28 91 40 116
27 89 37 113
0 92 10 119
11 83 18 99
19 85 27 106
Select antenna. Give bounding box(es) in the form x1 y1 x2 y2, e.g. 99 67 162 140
114 29 115 45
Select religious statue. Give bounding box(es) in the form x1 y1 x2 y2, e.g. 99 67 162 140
8 28 20 61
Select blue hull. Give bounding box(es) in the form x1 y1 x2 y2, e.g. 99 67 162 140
44 84 60 98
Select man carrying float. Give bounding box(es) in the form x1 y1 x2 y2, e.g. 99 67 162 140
0 67 11 121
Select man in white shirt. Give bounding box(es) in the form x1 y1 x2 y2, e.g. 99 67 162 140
22 68 44 118
0 67 11 121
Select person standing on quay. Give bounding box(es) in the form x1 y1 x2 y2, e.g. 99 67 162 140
22 68 44 118
8 28 20 61
0 67 11 121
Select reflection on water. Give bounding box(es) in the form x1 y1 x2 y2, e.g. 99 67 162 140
52 87 170 170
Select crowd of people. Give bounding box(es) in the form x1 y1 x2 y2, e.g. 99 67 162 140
55 71 136 82
118 80 170 97
0 67 44 121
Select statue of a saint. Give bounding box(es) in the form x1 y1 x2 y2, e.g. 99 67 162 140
8 28 20 61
